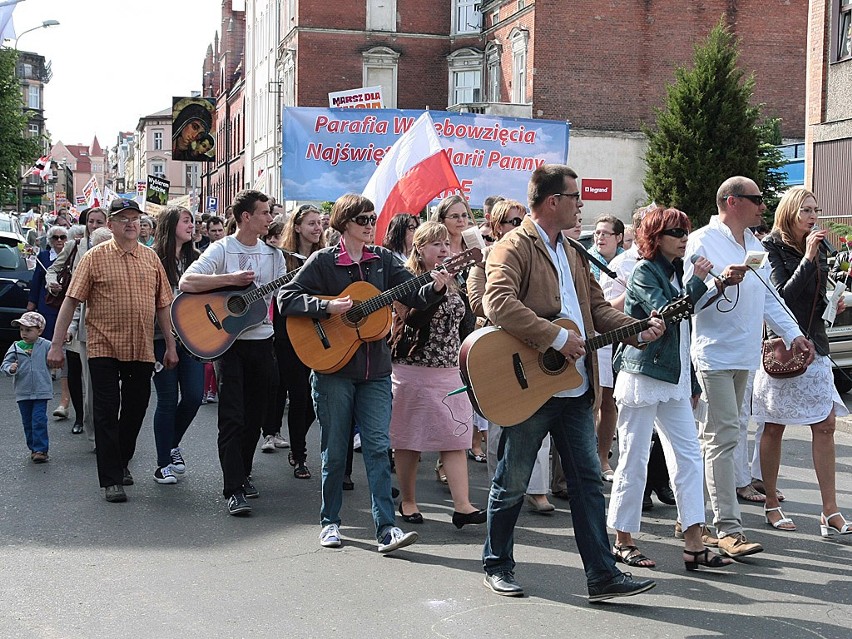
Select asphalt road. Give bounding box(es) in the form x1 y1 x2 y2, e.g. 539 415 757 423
0 378 850 639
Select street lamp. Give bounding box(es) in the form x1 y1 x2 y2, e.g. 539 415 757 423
13 19 59 48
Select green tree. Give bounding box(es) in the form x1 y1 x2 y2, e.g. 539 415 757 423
0 49 42 207
644 20 769 227
756 117 787 219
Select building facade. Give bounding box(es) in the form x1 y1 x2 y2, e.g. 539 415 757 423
49 138 106 203
17 50 50 210
135 108 203 205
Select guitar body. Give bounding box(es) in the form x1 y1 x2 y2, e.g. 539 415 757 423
171 283 269 361
287 280 392 374
459 318 581 427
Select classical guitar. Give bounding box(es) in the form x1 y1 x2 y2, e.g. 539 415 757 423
458 297 693 427
170 266 301 361
287 248 482 374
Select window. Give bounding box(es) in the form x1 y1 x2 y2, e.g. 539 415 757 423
28 123 39 138
367 0 396 31
510 28 529 103
840 0 852 61
185 163 200 189
151 162 166 178
448 48 483 106
27 85 39 109
22 63 32 78
486 42 502 102
153 131 163 150
453 0 481 35
282 50 296 107
363 47 400 108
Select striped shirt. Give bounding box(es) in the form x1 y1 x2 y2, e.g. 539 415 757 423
67 239 173 362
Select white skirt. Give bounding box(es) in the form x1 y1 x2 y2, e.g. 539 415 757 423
752 354 848 424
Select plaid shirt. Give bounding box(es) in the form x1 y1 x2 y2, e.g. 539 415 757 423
67 240 173 362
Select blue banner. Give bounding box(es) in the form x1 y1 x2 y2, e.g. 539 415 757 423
282 107 570 208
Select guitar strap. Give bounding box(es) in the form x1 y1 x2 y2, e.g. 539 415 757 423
563 237 618 280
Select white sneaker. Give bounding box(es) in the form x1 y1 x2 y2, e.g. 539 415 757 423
272 432 290 448
353 433 362 452
261 435 276 452
320 524 342 548
378 527 418 554
205 392 217 404
154 466 178 484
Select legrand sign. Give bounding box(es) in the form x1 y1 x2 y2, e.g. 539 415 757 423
582 178 612 201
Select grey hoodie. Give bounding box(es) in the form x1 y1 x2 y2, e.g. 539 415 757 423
1 337 54 401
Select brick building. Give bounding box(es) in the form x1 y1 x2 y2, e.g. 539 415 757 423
805 0 852 216
50 138 107 203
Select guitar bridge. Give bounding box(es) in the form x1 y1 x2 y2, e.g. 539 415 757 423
313 319 331 349
204 304 222 330
512 353 529 389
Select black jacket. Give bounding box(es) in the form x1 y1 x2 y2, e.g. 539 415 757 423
762 232 829 356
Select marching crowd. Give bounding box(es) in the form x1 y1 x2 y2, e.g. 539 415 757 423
2 165 850 603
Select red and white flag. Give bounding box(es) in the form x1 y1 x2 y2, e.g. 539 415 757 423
362 112 461 245
23 155 51 180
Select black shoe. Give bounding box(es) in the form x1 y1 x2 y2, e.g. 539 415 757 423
391 486 400 499
104 485 127 503
452 509 487 529
243 476 259 499
228 491 252 516
653 484 676 505
342 476 354 490
484 571 524 597
642 490 654 512
122 468 134 486
71 422 83 434
588 572 656 603
399 503 423 524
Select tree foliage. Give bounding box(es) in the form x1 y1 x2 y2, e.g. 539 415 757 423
0 49 42 207
643 20 771 227
756 117 787 219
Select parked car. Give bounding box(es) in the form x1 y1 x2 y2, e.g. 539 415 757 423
0 231 34 344
0 212 24 237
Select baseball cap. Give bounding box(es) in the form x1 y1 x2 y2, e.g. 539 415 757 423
12 311 46 329
109 199 142 217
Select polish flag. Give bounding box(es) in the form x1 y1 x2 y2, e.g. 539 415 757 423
363 112 461 245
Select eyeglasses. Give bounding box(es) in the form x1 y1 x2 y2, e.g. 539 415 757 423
351 214 377 227
406 224 418 231
502 217 524 227
732 194 764 206
553 192 581 201
111 216 141 225
50 234 67 240
799 207 822 216
593 230 617 238
660 227 689 238
445 213 469 221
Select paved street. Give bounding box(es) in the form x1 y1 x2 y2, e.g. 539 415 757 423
1 377 851 639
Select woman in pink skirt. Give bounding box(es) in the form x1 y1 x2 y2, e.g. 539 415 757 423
390 222 486 528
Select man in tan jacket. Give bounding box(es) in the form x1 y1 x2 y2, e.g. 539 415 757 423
480 164 664 602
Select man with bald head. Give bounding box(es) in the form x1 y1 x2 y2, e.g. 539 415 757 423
684 176 813 559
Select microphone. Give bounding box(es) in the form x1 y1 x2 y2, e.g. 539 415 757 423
690 253 723 280
811 225 834 254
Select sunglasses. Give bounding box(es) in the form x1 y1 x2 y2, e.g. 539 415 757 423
502 217 523 227
352 214 377 227
50 234 67 240
661 227 689 238
732 194 764 206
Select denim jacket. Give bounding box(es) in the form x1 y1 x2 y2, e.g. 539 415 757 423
614 254 707 393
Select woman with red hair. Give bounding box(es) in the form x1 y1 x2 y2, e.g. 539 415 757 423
607 207 734 572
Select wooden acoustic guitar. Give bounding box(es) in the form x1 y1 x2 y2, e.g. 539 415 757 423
287 248 482 374
170 266 301 361
458 297 693 427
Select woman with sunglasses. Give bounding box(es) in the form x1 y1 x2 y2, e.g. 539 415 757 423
278 194 451 553
608 207 733 571
382 213 420 263
751 187 851 537
266 206 326 479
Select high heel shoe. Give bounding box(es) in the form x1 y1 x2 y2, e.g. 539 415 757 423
764 506 796 531
452 508 486 529
820 512 852 537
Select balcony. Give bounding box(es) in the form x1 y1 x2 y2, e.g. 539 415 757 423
448 102 533 118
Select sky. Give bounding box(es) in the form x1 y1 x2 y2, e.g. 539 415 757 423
9 0 225 147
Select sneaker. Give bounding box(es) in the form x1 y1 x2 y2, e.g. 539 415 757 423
272 432 289 448
31 451 49 464
484 571 524 597
261 435 276 452
122 467 134 486
243 476 259 498
104 485 127 503
320 524 342 548
227 490 252 516
717 532 763 558
201 395 208 405
154 466 178 484
377 527 418 554
588 572 656 603
353 432 362 452
169 447 186 474
206 392 218 403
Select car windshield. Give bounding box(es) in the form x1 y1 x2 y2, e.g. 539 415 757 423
0 244 21 269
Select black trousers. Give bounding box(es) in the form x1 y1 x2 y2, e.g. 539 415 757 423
87 358 154 487
217 339 277 497
66 350 84 424
264 338 315 463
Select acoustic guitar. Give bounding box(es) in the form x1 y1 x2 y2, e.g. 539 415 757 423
170 266 301 361
458 297 693 427
287 248 482 374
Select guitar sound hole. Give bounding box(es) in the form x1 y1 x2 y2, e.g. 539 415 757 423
540 349 568 376
342 305 365 328
227 296 247 316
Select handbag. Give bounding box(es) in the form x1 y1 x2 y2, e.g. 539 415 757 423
44 240 79 309
761 268 819 379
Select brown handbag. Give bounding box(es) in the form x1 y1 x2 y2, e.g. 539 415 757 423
761 268 819 379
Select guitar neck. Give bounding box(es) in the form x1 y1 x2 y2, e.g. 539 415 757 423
241 267 302 305
586 318 650 352
348 271 433 319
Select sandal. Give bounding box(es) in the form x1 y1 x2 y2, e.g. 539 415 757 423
751 478 784 502
764 506 796 531
467 449 487 463
294 462 311 480
736 484 765 503
612 544 656 568
683 548 734 571
435 460 448 484
820 512 852 537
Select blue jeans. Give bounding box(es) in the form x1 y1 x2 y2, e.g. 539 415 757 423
312 373 395 541
19 399 49 453
153 341 204 468
483 393 620 588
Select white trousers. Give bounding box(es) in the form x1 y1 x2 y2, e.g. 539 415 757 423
608 397 705 533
